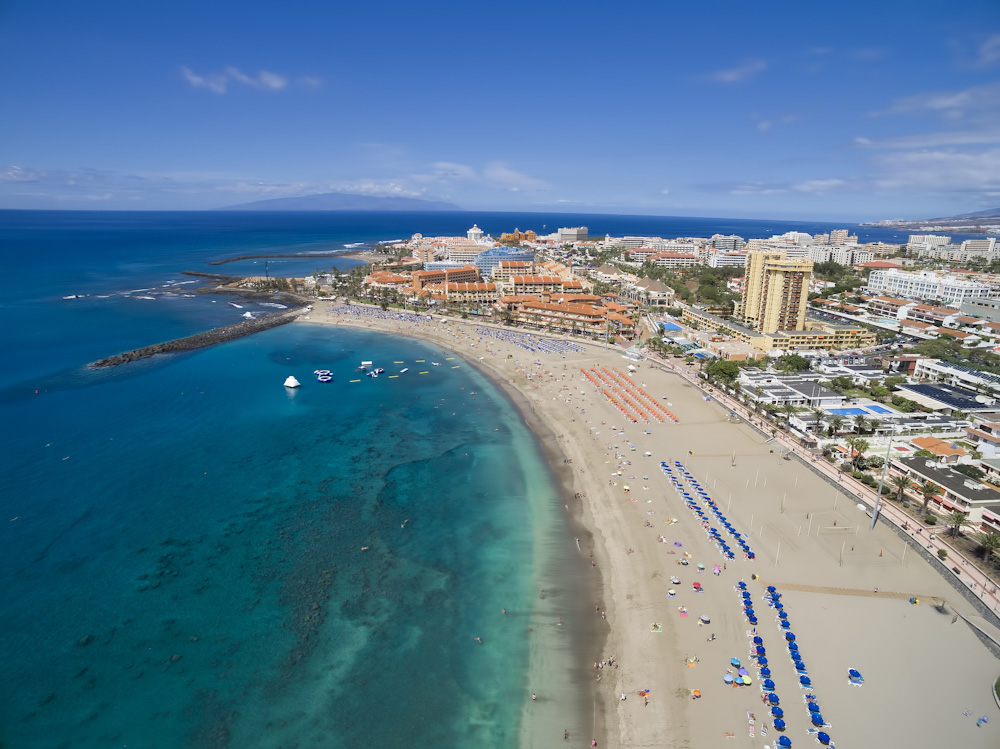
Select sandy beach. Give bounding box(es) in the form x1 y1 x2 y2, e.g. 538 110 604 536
300 303 1000 748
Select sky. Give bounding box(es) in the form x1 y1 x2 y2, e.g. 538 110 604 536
1 0 1000 221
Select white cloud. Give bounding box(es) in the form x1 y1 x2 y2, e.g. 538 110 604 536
180 66 311 94
482 162 550 192
729 178 850 197
1 165 46 182
180 66 227 94
706 59 766 84
757 121 772 133
873 148 1000 194
792 179 848 194
853 128 1000 149
729 182 786 196
978 34 1000 65
882 82 1000 119
225 66 287 90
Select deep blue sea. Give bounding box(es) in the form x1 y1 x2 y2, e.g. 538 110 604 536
0 209 949 748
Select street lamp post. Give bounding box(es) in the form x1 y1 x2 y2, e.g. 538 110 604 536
870 428 897 531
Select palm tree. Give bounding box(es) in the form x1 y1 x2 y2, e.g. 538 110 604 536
973 531 1000 561
828 415 845 436
854 415 869 435
889 474 913 503
868 419 882 435
845 436 869 471
945 511 975 538
782 403 797 426
920 481 941 515
811 409 826 434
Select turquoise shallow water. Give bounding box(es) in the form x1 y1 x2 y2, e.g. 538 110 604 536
0 324 557 748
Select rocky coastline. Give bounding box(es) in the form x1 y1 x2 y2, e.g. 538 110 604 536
90 308 305 368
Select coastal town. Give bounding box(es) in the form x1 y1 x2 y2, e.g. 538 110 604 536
234 220 1000 745
291 223 1000 561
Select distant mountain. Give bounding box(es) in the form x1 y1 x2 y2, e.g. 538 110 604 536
861 207 1000 232
220 192 462 212
946 207 1000 220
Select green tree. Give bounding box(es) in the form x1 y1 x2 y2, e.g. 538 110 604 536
854 415 869 435
706 360 740 384
782 403 797 425
945 511 975 538
827 415 845 436
845 436 869 471
828 376 854 393
778 354 811 373
811 409 826 434
889 474 912 503
920 481 941 515
973 531 1000 561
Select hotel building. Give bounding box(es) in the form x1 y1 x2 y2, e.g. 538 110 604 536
736 250 813 334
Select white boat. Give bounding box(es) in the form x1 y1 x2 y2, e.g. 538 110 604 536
431 362 441 366
229 302 243 308
284 376 301 388
400 368 408 373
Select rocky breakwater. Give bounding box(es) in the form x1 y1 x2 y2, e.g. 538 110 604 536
90 308 305 368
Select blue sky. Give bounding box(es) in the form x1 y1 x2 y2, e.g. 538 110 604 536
1 0 999 220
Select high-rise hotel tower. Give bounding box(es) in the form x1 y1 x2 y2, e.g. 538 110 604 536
736 250 813 334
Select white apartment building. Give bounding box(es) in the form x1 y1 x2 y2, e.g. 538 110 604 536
806 246 874 265
866 269 996 304
908 234 951 247
710 234 744 252
707 251 748 268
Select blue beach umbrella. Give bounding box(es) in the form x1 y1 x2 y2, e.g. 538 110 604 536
788 641 798 651
768 693 779 705
759 667 771 678
757 656 768 666
799 676 812 688
795 661 806 672
777 736 792 748
731 657 741 667
773 718 786 731
817 731 830 745
767 585 776 592
808 702 821 714
755 646 766 656
763 678 775 690
785 632 795 641
778 611 788 620
723 673 733 684
770 706 784 718
748 616 758 625
811 714 825 727
753 636 763 644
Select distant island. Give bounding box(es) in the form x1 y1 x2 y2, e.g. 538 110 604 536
219 191 462 212
862 206 1000 234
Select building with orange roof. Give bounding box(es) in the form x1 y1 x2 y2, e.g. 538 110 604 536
493 260 535 280
410 265 479 290
423 282 498 304
909 436 968 464
509 275 575 294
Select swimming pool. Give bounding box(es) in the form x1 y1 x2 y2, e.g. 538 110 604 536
827 405 895 417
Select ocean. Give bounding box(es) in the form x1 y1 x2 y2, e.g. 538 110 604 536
0 209 941 747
